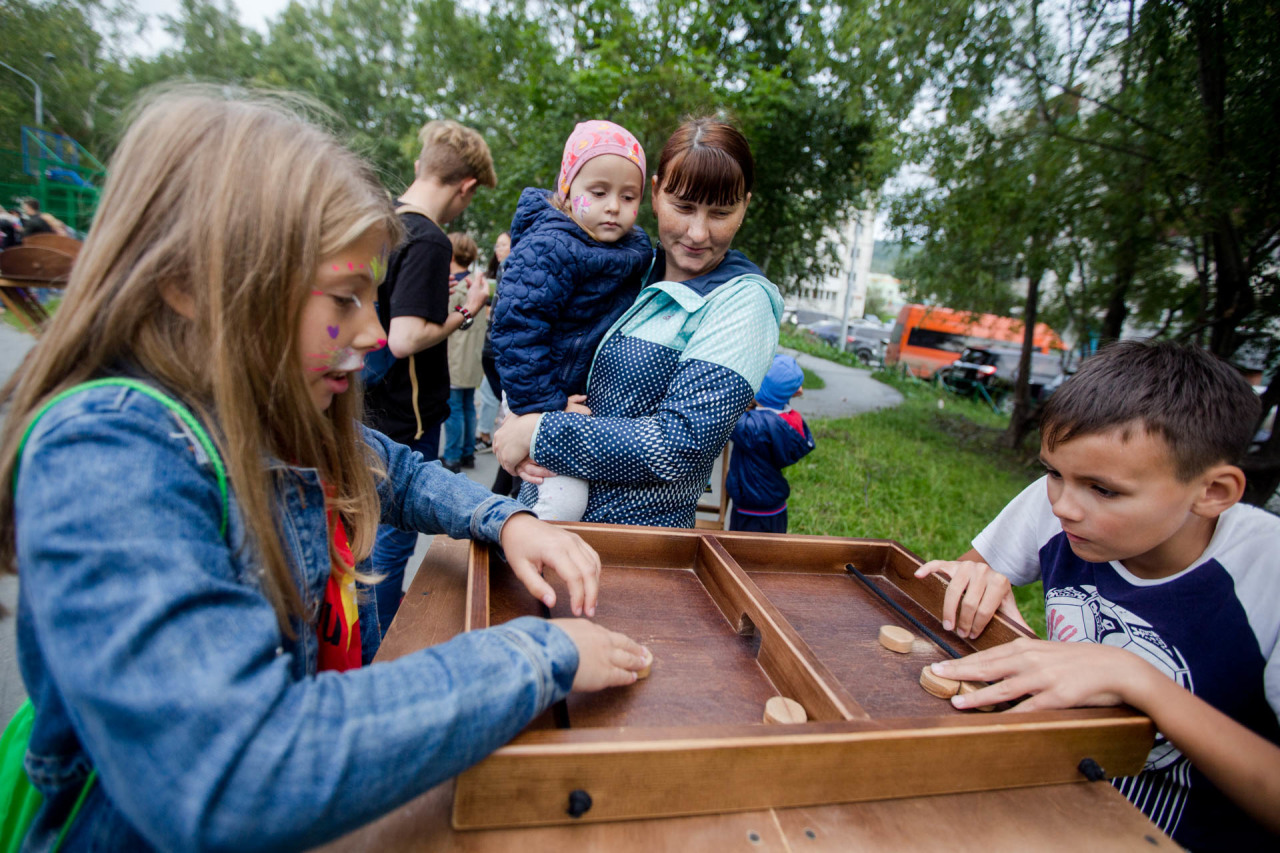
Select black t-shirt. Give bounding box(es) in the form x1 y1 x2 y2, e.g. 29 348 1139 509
21 214 53 237
363 209 452 443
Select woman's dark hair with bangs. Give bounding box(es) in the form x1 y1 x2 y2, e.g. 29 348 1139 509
654 116 754 207
1040 340 1261 481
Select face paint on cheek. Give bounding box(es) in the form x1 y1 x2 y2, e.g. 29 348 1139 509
574 195 591 216
327 325 339 339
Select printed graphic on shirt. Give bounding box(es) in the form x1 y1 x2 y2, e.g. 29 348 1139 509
1046 584 1189 772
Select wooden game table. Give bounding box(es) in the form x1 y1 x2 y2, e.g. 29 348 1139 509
323 527 1173 852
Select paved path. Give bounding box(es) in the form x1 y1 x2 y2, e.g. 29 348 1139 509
0 323 900 720
0 323 34 720
780 347 903 417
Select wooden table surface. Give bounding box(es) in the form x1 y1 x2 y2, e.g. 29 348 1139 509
324 533 1174 852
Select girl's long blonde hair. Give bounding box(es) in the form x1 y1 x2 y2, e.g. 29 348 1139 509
0 86 402 636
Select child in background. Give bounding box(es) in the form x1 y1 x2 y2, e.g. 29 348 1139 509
443 232 487 473
916 341 1280 849
491 120 653 521
477 231 511 452
725 354 815 533
0 88 648 852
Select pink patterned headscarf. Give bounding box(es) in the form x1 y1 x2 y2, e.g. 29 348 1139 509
555 120 646 202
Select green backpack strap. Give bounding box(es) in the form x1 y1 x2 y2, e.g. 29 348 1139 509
4 378 229 850
15 377 229 538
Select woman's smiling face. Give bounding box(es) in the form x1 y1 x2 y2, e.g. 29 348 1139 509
651 175 750 283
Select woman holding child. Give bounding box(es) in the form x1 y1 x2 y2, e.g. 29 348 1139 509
495 117 783 527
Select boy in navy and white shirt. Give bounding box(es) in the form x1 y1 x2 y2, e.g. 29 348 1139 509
916 341 1280 850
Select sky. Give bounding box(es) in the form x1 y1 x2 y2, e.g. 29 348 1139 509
129 0 292 54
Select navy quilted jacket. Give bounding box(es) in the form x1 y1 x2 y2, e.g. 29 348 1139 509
492 188 652 415
725 408 816 511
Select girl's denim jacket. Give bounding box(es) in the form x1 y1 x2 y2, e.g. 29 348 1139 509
13 382 577 851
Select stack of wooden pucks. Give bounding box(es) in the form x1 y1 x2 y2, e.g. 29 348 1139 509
919 665 995 712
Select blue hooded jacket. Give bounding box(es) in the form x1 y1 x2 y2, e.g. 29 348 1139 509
725 407 816 511
492 187 652 415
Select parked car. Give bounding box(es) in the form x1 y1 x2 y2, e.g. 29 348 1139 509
803 318 892 363
784 308 837 327
937 346 1069 409
846 324 893 364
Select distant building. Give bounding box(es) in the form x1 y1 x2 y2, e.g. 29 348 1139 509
789 210 905 324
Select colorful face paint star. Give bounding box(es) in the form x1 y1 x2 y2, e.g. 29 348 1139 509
566 154 644 244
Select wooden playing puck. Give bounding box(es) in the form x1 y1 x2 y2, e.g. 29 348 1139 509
637 650 653 680
959 680 995 711
879 624 915 654
763 696 807 724
920 665 961 699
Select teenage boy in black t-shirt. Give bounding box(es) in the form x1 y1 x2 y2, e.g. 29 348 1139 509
364 119 495 634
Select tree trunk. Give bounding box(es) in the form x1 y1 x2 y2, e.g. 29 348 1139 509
1005 261 1044 449
1242 379 1280 506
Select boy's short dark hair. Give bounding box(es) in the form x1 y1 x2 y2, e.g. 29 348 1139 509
416 120 497 188
1041 340 1262 480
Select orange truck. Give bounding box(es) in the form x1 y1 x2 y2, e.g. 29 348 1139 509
884 303 1066 378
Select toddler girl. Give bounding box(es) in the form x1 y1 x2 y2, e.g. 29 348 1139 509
0 88 647 851
491 120 653 520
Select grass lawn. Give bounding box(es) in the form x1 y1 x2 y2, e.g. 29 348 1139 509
800 366 825 390
785 359 1048 637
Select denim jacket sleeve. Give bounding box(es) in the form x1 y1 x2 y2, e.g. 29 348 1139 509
14 389 577 851
362 422 525 540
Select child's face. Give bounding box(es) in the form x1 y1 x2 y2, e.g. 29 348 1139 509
566 154 643 243
1040 424 1211 577
298 228 388 412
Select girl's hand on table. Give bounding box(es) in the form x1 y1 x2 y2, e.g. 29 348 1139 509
500 512 600 616
551 618 651 691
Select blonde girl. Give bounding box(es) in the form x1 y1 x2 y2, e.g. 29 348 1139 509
0 87 646 851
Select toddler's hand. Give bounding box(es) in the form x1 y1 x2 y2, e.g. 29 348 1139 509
564 394 591 416
500 512 600 616
515 458 555 485
494 412 540 474
914 559 1024 639
551 618 651 692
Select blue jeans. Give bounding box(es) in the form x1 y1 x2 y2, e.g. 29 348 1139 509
477 381 500 439
371 422 441 635
443 388 477 462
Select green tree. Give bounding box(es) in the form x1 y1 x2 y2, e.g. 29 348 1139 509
0 0 138 156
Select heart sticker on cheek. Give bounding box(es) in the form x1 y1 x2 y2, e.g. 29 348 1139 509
327 325 339 339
